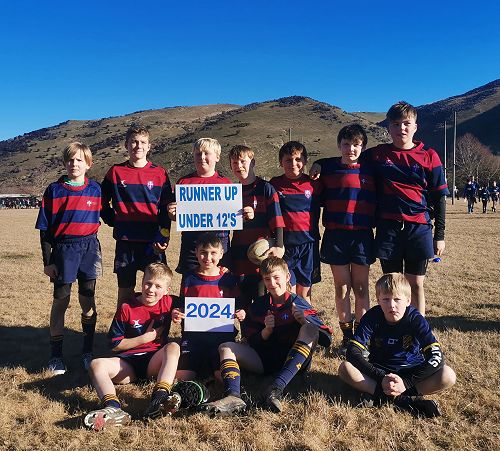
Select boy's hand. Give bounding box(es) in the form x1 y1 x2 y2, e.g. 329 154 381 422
382 373 406 396
265 246 285 259
234 309 246 322
152 241 169 254
44 264 58 279
171 308 185 324
264 310 275 330
292 302 307 325
167 202 177 220
309 163 321 180
434 240 445 256
143 320 163 343
241 206 254 221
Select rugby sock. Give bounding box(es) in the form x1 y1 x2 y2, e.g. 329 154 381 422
339 321 354 339
220 359 241 397
273 340 311 390
153 381 172 394
81 312 97 353
101 394 121 409
50 335 63 358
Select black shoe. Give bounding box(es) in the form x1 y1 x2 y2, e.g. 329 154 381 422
144 391 182 419
173 380 210 409
337 337 350 359
198 395 247 416
264 386 284 413
394 396 441 418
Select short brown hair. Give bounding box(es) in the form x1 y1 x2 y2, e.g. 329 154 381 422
386 101 417 122
260 256 289 276
143 262 173 285
62 142 92 166
125 126 150 147
279 141 307 163
229 144 254 161
375 273 411 301
337 124 368 147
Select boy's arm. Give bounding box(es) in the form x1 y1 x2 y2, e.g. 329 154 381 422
100 174 115 226
433 195 446 255
399 343 444 389
346 340 387 383
39 231 57 278
112 321 163 352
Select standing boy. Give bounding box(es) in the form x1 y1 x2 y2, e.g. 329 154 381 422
363 102 449 315
36 142 102 374
270 141 322 304
338 273 456 418
463 176 478 214
101 126 173 305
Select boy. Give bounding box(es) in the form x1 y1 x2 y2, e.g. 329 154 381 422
362 102 449 315
229 145 285 307
173 233 246 382
167 138 232 277
200 257 332 415
35 142 102 374
101 126 173 305
270 141 322 304
479 184 490 213
338 273 456 418
310 125 376 356
463 176 478 214
84 263 182 430
489 180 499 212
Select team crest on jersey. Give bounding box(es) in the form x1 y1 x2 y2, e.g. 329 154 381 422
147 181 154 190
384 157 394 166
304 189 311 199
282 313 289 320
402 335 413 349
86 200 93 207
119 179 127 188
132 319 141 328
411 163 420 173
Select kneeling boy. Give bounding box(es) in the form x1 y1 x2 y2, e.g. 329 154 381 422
338 273 456 417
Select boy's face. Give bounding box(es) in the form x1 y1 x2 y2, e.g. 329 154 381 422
196 244 223 271
262 267 290 299
230 155 254 181
141 272 169 306
194 147 220 176
387 115 417 149
339 138 365 164
64 150 90 181
281 151 306 179
377 291 411 323
126 133 150 163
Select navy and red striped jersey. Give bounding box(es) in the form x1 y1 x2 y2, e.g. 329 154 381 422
316 157 376 230
362 142 449 224
35 177 101 240
108 293 175 355
269 174 322 246
350 305 440 371
230 177 285 276
101 161 173 242
242 292 332 351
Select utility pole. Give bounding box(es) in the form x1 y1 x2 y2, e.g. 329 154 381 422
452 112 457 205
288 128 292 141
444 120 447 183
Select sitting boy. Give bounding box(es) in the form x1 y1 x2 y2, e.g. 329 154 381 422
200 257 332 415
338 273 456 418
84 263 182 430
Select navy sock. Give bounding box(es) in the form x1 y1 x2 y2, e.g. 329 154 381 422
220 358 241 397
50 335 63 358
273 340 311 390
81 312 97 353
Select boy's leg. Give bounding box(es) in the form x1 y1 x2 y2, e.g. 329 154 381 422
350 263 370 323
404 258 428 316
414 365 456 395
338 361 377 395
78 279 97 369
48 283 72 374
330 264 354 352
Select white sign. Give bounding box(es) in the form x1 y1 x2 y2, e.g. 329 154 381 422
175 184 243 231
183 297 235 332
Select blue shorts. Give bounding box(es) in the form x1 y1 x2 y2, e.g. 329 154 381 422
375 220 434 263
284 241 321 287
320 229 375 266
114 240 165 288
51 234 102 284
119 350 157 380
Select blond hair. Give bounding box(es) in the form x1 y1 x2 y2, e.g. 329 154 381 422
193 138 222 159
143 262 173 285
375 273 411 301
62 142 93 166
229 144 254 161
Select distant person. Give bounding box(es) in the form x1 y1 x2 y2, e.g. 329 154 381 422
101 126 173 305
229 145 285 308
270 141 322 304
35 142 102 375
463 176 478 214
167 138 232 279
489 180 499 212
84 263 182 430
309 125 376 356
361 101 449 316
480 185 490 213
199 257 332 415
338 273 456 418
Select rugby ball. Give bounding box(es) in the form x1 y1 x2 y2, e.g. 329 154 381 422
247 237 276 265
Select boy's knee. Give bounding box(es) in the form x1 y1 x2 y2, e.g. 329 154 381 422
165 342 180 357
52 294 71 310
441 365 456 389
78 279 96 298
218 341 233 354
89 357 105 374
300 322 319 341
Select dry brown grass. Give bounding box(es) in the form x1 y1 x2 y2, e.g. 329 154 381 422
0 202 499 450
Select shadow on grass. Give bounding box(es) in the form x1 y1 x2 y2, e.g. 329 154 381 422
472 303 500 310
428 316 500 332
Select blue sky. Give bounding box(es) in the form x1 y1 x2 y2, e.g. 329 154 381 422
1 0 499 141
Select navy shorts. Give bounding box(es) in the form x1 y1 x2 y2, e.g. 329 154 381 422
255 344 313 374
376 221 434 274
284 241 321 287
320 229 375 266
114 240 165 288
119 350 157 380
51 234 102 284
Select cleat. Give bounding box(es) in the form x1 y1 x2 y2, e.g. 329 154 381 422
337 337 350 359
264 386 284 413
47 357 66 375
394 396 441 418
84 406 131 431
82 352 93 371
144 391 182 419
198 395 247 416
173 380 210 409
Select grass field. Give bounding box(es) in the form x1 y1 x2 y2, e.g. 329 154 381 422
0 202 498 450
